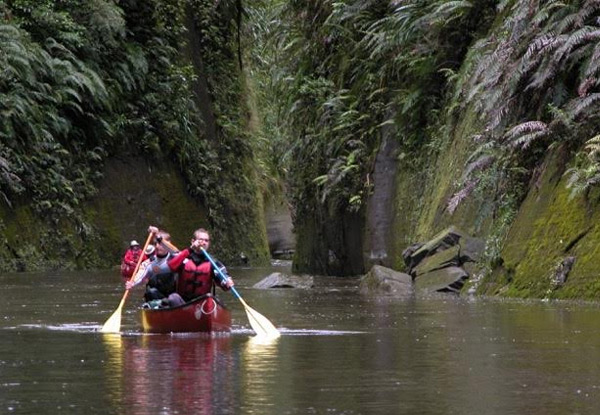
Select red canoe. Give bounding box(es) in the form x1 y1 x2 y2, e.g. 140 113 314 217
141 294 232 334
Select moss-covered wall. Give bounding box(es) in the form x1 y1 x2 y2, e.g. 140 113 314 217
0 154 269 272
88 156 209 262
479 148 600 300
90 155 270 267
412 110 491 242
390 106 600 300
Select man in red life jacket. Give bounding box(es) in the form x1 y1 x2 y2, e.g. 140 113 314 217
168 228 234 303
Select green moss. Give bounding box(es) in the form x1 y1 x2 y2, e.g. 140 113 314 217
477 149 600 300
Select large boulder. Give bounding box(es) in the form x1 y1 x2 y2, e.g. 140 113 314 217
359 265 413 295
253 272 314 289
414 266 469 294
404 226 484 274
412 245 462 279
403 226 484 295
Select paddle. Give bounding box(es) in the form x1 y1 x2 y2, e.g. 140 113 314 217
201 247 280 339
100 232 153 333
161 239 280 339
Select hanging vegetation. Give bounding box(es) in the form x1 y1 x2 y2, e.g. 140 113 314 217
450 0 600 208
250 0 495 273
0 0 269 269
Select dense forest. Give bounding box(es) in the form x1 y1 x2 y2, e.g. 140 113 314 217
3 0 600 299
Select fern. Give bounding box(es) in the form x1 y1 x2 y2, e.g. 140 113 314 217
447 179 478 214
569 92 600 118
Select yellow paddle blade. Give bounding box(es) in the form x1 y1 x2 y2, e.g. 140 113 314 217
239 298 280 339
100 294 127 333
101 232 153 334
100 307 122 333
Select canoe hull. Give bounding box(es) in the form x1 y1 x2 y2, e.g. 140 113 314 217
141 294 232 334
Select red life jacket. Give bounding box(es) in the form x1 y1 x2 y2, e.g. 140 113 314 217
120 248 141 279
177 259 213 301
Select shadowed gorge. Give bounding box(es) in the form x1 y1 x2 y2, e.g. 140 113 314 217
2 0 600 300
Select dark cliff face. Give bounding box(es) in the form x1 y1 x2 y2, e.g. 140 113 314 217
89 156 209 264
0 156 209 272
0 154 271 272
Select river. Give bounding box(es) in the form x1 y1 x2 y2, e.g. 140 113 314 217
1 262 600 414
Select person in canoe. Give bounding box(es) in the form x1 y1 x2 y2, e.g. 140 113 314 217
126 226 182 307
120 240 142 282
167 228 235 303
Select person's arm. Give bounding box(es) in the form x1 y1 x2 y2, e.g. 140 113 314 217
167 248 191 272
125 260 151 289
212 260 234 290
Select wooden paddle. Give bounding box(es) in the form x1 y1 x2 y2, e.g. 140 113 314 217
162 239 280 339
100 232 153 333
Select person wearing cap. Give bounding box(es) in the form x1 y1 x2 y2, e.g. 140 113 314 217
120 240 142 281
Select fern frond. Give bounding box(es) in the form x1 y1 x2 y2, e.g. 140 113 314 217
509 130 548 149
554 26 600 63
575 0 600 27
504 121 548 140
523 33 561 62
583 43 600 78
429 1 473 25
531 1 569 27
584 134 600 160
447 179 478 215
464 154 495 178
568 93 600 118
577 76 597 97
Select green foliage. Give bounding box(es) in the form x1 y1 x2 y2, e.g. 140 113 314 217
451 0 600 215
254 0 495 233
0 0 269 267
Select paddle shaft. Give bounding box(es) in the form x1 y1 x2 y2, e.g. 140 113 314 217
200 247 240 298
125 232 154 287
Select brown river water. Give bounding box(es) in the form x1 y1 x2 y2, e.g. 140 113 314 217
2 261 600 414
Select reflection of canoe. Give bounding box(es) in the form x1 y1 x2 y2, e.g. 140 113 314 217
141 294 232 334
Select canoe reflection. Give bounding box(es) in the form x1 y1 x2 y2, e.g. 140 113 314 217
103 334 234 414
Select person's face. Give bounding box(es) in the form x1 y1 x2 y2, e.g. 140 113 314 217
192 232 210 252
155 240 169 256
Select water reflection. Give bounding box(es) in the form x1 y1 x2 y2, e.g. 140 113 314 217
240 337 281 412
102 334 235 415
102 333 124 410
6 269 600 415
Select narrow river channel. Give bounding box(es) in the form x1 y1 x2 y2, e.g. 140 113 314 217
2 262 600 414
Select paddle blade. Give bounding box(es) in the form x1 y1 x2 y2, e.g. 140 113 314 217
240 299 280 339
100 294 127 333
100 307 122 333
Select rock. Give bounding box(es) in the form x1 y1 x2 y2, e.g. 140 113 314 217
409 226 463 268
359 265 413 295
412 245 461 279
253 272 314 289
552 256 576 287
414 266 468 294
402 243 424 269
404 226 485 274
